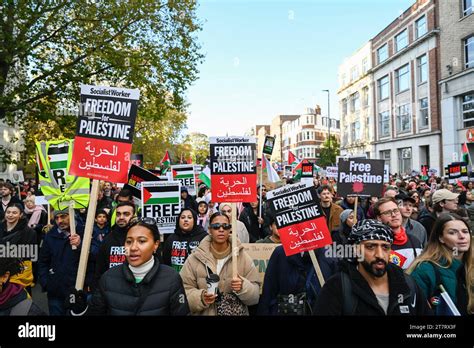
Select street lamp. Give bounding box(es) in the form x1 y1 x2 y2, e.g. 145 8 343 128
322 89 330 154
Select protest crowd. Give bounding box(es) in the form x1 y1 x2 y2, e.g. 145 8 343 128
0 85 472 318
1 159 473 317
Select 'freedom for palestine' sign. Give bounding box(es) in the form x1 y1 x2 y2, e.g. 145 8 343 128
337 158 384 197
210 136 257 202
70 85 140 182
267 182 332 256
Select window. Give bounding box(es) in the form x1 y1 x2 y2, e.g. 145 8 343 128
365 116 370 139
351 92 360 112
464 0 473 16
380 150 391 167
377 44 388 64
419 98 429 129
351 122 356 142
463 94 474 128
341 73 347 86
417 55 428 84
379 111 390 137
415 16 427 38
362 87 369 107
397 104 411 133
395 64 410 93
355 121 361 140
378 75 389 100
343 125 349 146
398 147 412 175
395 29 408 52
466 36 474 68
362 58 368 74
342 98 348 115
351 66 359 82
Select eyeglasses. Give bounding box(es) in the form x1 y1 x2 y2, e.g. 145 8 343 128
221 209 232 214
210 223 232 230
379 208 401 216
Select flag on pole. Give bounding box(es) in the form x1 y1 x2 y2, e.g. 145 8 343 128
160 150 171 172
262 156 280 183
199 166 211 188
293 159 309 180
462 143 470 164
288 150 299 166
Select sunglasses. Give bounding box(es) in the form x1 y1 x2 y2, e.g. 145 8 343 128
129 217 157 227
210 223 232 230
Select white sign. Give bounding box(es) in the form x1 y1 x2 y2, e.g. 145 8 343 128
10 170 24 183
384 165 389 183
326 166 338 178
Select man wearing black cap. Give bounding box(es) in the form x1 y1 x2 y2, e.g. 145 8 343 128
38 208 86 315
396 192 427 246
314 220 429 315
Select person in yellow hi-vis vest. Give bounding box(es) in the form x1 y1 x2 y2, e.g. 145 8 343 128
35 140 90 211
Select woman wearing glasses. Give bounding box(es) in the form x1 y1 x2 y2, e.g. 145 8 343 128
408 213 473 315
68 218 190 315
179 212 260 315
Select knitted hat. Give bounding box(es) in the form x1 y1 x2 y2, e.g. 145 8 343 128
340 209 353 224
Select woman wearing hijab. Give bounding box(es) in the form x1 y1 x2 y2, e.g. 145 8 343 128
162 208 207 273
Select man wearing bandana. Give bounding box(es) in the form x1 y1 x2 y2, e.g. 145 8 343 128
314 219 430 315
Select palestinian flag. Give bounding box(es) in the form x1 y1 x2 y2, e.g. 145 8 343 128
288 150 299 166
293 159 309 180
47 144 69 170
172 165 194 180
199 166 211 188
143 184 180 205
161 150 171 170
462 143 470 164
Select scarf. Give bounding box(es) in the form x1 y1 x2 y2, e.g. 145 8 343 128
24 205 45 228
128 257 155 283
210 242 231 260
393 226 408 245
0 282 24 306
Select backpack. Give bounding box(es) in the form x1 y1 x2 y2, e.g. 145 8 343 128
341 271 417 315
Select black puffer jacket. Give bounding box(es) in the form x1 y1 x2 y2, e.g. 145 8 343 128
314 261 430 316
87 256 189 315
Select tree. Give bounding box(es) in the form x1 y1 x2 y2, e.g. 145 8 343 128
317 135 340 167
183 132 209 165
0 0 203 123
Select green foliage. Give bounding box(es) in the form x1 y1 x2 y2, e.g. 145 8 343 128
318 135 340 167
0 0 203 122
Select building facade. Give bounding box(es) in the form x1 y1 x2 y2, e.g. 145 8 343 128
281 107 340 163
438 0 474 167
269 115 299 162
371 0 441 175
338 41 375 158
